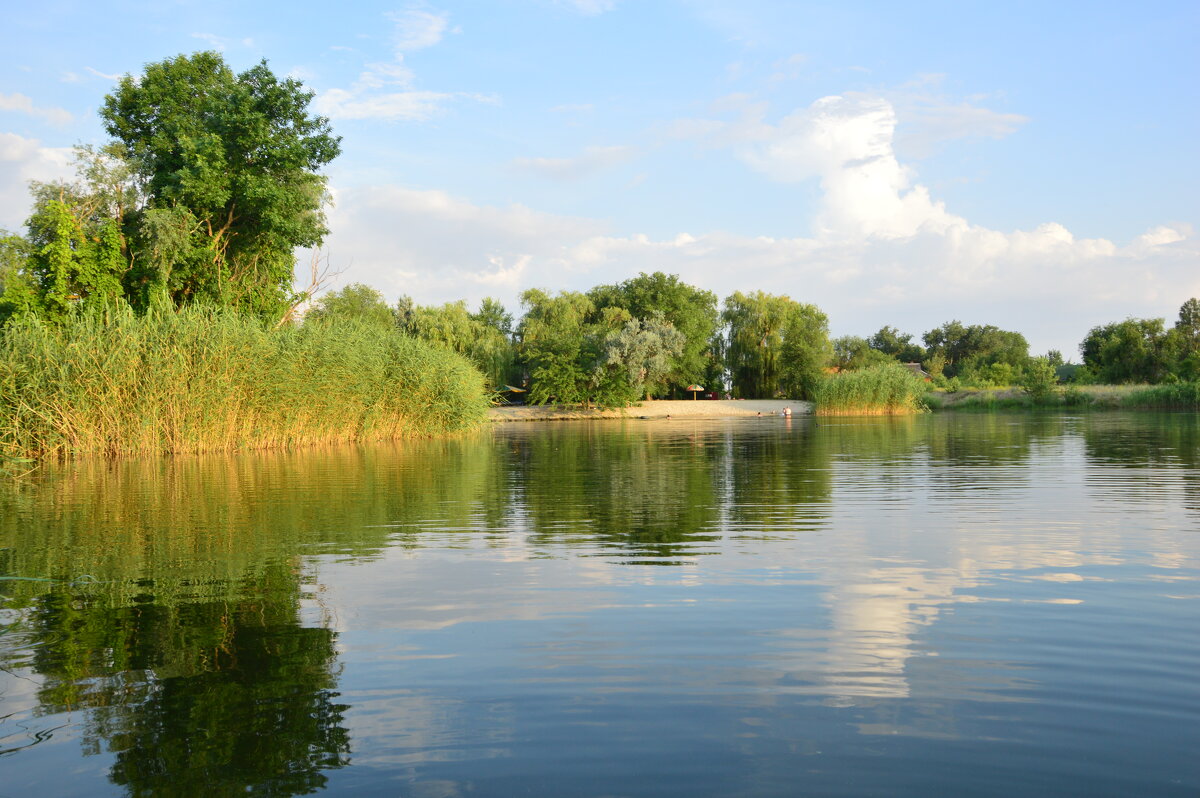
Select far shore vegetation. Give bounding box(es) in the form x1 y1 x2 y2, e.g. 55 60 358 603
1 51 1197 463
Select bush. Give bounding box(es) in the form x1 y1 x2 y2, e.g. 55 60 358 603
1022 357 1058 399
814 362 929 416
0 304 490 458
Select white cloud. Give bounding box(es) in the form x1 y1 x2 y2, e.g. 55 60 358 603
0 132 74 229
317 93 1196 355
511 145 636 180
387 8 450 52
190 32 229 51
85 66 122 81
0 93 73 126
559 0 618 15
315 8 484 122
317 88 453 121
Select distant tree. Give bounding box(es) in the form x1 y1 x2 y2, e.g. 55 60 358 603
923 320 1028 378
1080 318 1172 383
519 289 623 406
589 272 719 393
723 291 830 398
832 335 894 372
868 325 926 363
0 230 35 323
1022 356 1059 399
398 298 517 389
306 283 395 327
779 306 833 399
603 313 686 400
102 51 341 319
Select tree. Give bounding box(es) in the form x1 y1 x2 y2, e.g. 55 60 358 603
831 335 894 372
1080 318 1173 384
603 313 686 400
518 289 637 407
723 291 830 399
101 51 341 319
305 283 395 328
868 325 926 363
589 272 719 393
1022 356 1058 399
397 298 518 390
923 320 1028 379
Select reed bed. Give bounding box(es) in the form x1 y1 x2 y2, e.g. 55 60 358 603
813 363 928 416
1123 382 1200 410
0 305 490 458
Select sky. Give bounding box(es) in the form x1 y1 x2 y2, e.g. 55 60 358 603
3 0 1197 355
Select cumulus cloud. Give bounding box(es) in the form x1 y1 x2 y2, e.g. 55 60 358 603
0 132 74 229
511 145 636 180
318 184 604 301
0 93 73 126
318 91 1195 354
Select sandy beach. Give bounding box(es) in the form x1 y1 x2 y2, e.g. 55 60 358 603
489 398 812 422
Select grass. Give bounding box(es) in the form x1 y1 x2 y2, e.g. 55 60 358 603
926 382 1200 411
0 304 491 459
814 363 928 416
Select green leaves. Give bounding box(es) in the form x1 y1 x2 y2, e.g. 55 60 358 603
101 51 341 320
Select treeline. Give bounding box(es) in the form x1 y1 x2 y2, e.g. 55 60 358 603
302 278 834 405
306 276 1200 405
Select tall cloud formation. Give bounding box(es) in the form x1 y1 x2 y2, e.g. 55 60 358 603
324 94 1196 355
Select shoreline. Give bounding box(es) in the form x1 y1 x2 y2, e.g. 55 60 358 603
490 399 813 422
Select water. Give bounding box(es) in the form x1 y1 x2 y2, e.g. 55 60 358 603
1 413 1197 797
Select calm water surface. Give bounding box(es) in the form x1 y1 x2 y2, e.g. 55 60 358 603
1 413 1198 796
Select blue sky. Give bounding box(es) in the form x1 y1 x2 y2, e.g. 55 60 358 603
3 0 1197 354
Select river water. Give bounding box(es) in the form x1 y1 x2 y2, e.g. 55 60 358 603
1 413 1197 796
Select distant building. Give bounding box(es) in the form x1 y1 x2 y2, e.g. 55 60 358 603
902 362 931 380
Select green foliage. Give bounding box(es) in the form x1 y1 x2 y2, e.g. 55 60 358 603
102 51 341 319
588 272 719 392
832 335 895 372
603 312 686 399
1021 356 1059 399
398 297 517 390
1123 381 1200 409
0 305 488 458
306 283 395 328
518 289 637 407
1080 317 1173 383
869 325 927 363
922 320 1029 378
723 291 830 398
814 362 928 416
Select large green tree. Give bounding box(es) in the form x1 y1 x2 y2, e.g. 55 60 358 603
588 272 719 393
723 291 831 399
102 51 341 318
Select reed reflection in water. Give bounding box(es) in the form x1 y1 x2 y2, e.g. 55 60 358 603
1 412 1198 796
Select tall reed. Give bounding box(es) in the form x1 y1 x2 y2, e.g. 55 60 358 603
1122 382 1200 410
0 305 490 458
814 363 929 416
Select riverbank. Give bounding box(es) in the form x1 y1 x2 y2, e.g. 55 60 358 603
925 383 1199 411
490 399 812 422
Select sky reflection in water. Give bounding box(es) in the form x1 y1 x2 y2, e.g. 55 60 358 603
1 413 1198 796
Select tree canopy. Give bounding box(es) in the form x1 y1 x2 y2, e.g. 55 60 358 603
102 51 341 317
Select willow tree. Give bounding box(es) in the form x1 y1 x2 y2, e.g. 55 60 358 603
723 291 830 399
102 51 341 318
